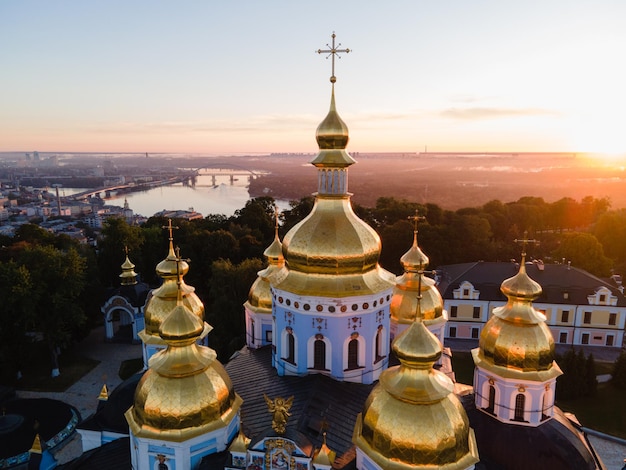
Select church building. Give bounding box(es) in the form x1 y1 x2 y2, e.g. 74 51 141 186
5 33 607 470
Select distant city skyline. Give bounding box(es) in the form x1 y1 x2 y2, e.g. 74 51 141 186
1 1 625 161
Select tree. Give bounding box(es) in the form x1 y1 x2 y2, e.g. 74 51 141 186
282 197 315 233
98 217 145 286
551 232 612 277
585 353 598 398
612 351 626 390
0 261 35 380
17 245 88 376
205 258 263 360
379 220 414 274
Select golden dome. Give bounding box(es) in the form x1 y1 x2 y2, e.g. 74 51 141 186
278 197 393 296
476 259 561 378
354 319 478 469
119 254 138 286
277 85 393 297
126 293 242 442
391 231 444 325
310 87 355 168
316 87 348 149
141 241 204 340
246 224 286 312
283 197 382 275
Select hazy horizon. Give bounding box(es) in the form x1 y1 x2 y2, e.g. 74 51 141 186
2 1 625 161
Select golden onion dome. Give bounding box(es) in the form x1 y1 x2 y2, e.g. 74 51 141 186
156 242 189 278
276 85 393 297
119 254 138 286
282 197 382 275
246 226 286 312
476 259 560 376
391 232 444 324
141 241 204 339
354 319 478 469
126 296 242 442
400 231 429 272
310 87 355 169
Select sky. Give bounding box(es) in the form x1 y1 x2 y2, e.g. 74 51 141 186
1 1 625 157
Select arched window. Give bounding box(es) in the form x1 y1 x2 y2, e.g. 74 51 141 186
541 393 549 421
283 328 295 364
514 393 525 421
314 338 326 370
348 338 359 370
375 325 385 362
486 385 496 415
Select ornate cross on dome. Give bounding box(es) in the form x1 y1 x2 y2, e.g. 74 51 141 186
408 210 426 235
273 204 280 231
514 231 539 258
174 246 190 279
317 32 350 83
162 218 179 242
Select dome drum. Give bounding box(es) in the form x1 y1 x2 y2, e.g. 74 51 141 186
272 290 392 384
473 366 559 426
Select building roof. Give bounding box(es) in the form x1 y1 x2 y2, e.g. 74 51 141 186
225 346 374 461
79 372 143 434
437 261 626 306
461 394 604 469
0 398 80 463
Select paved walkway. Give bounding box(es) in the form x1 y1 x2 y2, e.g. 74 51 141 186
16 326 142 420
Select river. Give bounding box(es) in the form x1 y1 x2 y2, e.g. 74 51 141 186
61 170 290 218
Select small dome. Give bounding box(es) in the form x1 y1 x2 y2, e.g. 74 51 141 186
391 233 443 324
354 321 478 469
478 261 557 373
119 254 138 286
400 233 429 272
142 243 203 338
128 353 240 440
155 243 189 278
315 89 349 151
127 299 241 441
310 88 355 168
247 229 285 312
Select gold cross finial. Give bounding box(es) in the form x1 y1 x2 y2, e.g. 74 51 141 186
408 210 426 235
514 231 539 259
124 245 129 256
317 32 350 83
413 292 423 322
273 205 280 231
162 219 179 242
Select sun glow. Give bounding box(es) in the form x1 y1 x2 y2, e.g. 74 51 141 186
565 112 626 163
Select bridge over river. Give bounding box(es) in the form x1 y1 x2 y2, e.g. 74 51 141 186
64 164 264 201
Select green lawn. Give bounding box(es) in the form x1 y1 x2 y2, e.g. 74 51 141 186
450 350 626 439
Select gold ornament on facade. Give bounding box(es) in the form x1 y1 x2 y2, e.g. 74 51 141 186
264 394 294 434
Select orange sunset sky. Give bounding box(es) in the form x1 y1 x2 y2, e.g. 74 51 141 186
1 1 625 161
